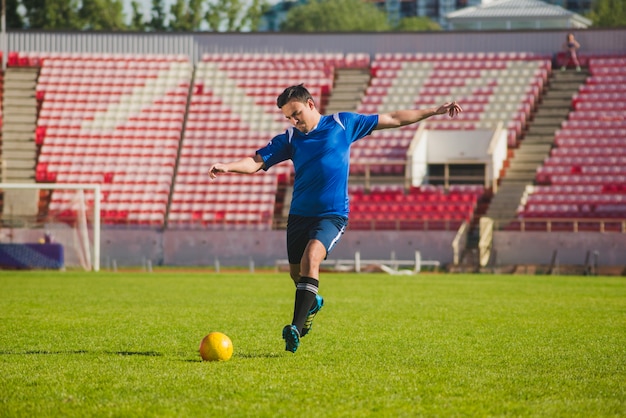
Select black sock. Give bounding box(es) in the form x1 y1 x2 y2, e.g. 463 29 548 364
292 276 319 333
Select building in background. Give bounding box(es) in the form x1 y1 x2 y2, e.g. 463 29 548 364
259 0 594 31
367 0 592 27
446 0 592 30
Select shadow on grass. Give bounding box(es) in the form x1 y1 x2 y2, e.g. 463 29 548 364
0 350 283 360
105 351 163 357
236 352 283 359
0 350 162 357
182 352 283 363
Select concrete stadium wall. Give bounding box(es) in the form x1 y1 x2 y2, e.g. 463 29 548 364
493 231 626 267
102 229 626 268
98 229 458 268
6 228 623 268
9 29 626 63
161 229 457 267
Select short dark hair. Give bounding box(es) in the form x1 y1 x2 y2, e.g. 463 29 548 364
276 84 314 108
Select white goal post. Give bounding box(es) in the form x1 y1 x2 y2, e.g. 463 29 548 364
0 183 101 271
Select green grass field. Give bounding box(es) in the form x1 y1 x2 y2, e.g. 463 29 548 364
1 271 625 417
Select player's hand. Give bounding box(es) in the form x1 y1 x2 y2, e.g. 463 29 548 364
208 163 227 179
436 101 463 118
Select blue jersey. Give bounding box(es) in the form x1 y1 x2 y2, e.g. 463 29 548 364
257 112 378 217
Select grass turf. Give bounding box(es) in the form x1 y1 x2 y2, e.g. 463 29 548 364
0 271 625 417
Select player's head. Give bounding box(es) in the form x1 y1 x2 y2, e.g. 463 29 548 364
277 84 320 134
277 84 314 108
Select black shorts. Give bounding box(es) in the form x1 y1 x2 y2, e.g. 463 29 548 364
286 215 348 264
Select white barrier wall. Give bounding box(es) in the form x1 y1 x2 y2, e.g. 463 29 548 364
493 231 626 266
96 229 459 267
6 228 624 268
96 229 626 268
161 230 458 267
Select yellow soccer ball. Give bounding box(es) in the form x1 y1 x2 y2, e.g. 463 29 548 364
199 332 233 362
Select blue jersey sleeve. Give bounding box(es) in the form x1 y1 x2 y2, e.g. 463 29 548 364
256 131 291 170
337 112 379 143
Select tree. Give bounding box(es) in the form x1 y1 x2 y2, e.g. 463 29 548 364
6 0 25 29
78 0 127 30
205 0 268 32
169 0 204 31
280 0 391 32
395 16 441 31
587 0 626 28
149 0 168 31
20 0 82 29
128 0 148 31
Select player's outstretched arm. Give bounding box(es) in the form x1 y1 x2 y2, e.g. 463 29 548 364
208 155 265 179
375 101 462 130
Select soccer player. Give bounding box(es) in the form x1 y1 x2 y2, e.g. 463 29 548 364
208 84 462 353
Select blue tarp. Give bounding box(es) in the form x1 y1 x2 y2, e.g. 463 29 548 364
0 243 64 269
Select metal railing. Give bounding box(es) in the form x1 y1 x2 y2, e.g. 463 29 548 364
493 218 626 233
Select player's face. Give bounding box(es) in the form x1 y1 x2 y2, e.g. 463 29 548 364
281 98 316 133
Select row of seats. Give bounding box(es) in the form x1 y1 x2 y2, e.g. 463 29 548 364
515 56 626 229
9 49 615 231
166 52 350 229
27 51 191 225
347 185 483 230
355 53 549 165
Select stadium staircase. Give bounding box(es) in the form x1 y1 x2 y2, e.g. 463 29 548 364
323 67 370 114
0 66 40 222
513 56 626 232
1 67 38 182
485 68 588 224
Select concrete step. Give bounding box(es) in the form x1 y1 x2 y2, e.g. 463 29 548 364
336 75 369 84
504 172 537 180
1 149 37 159
518 142 552 152
2 159 36 169
1 172 36 182
2 113 37 124
3 107 37 117
3 96 37 107
509 160 544 169
522 136 555 145
526 126 558 136
334 81 368 90
3 90 37 99
489 198 523 209
331 91 363 101
4 72 38 82
1 140 36 151
541 98 572 108
4 80 37 90
543 89 576 100
531 116 564 126
0 131 35 141
1 123 36 133
533 108 571 119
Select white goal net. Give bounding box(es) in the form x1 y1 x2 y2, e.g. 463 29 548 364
0 183 101 271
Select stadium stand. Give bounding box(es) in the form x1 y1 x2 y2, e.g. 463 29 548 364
515 56 626 232
9 49 619 234
168 52 359 229
356 51 550 169
30 52 192 226
347 52 550 230
348 183 483 231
